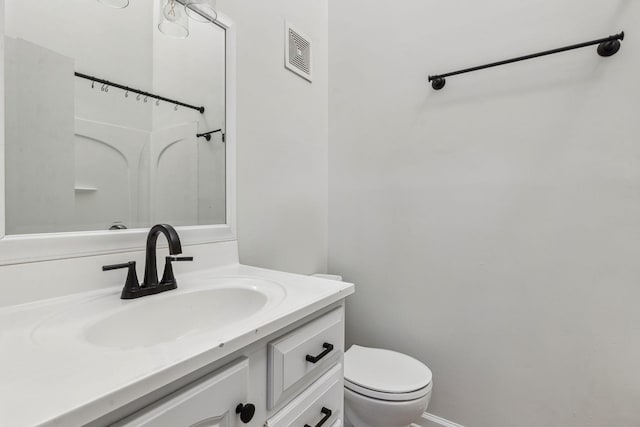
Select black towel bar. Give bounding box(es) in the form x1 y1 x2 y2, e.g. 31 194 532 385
428 31 624 90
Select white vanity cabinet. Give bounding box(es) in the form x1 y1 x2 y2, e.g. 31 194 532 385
104 304 346 427
0 258 354 426
113 358 251 427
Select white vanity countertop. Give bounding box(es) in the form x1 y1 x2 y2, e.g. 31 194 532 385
0 264 354 427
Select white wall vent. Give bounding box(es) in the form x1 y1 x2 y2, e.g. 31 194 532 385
285 22 312 82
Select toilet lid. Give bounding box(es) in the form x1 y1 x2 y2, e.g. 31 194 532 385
344 345 432 397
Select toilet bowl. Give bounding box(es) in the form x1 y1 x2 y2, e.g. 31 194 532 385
343 345 433 427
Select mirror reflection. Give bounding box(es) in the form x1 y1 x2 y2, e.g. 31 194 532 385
4 0 226 235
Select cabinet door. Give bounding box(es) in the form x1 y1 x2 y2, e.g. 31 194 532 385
113 358 250 427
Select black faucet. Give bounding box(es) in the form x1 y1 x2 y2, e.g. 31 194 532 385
144 224 183 287
102 224 193 299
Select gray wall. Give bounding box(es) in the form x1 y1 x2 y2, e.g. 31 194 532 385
218 0 329 275
328 1 640 426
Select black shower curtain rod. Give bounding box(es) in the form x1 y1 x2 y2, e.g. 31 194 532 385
428 31 625 90
75 72 206 113
197 129 224 142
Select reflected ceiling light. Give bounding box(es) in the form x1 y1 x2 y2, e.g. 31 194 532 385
184 0 218 23
159 0 190 39
98 0 130 8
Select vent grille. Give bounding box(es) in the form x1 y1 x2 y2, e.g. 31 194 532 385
285 23 312 82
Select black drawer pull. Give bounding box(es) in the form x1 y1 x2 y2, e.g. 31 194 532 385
304 407 332 427
305 343 334 363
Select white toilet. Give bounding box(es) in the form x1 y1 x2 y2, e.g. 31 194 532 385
343 345 433 427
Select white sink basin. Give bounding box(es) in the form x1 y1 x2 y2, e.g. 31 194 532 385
87 287 268 348
33 277 286 349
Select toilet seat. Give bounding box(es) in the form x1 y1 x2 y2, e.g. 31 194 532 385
344 345 432 402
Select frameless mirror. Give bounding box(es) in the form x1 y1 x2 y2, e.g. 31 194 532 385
4 0 226 235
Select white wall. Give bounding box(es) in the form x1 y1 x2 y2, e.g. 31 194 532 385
217 0 329 275
328 1 640 426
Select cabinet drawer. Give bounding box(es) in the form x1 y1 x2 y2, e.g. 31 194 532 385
266 363 343 427
268 307 344 409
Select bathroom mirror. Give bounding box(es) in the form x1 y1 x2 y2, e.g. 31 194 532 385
0 1 237 264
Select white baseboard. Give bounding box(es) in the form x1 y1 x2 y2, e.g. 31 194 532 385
411 412 465 427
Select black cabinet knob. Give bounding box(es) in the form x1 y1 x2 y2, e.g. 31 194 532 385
236 403 256 423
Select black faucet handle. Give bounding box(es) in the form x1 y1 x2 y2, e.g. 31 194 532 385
160 256 194 287
102 262 133 271
102 261 140 299
168 256 194 262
